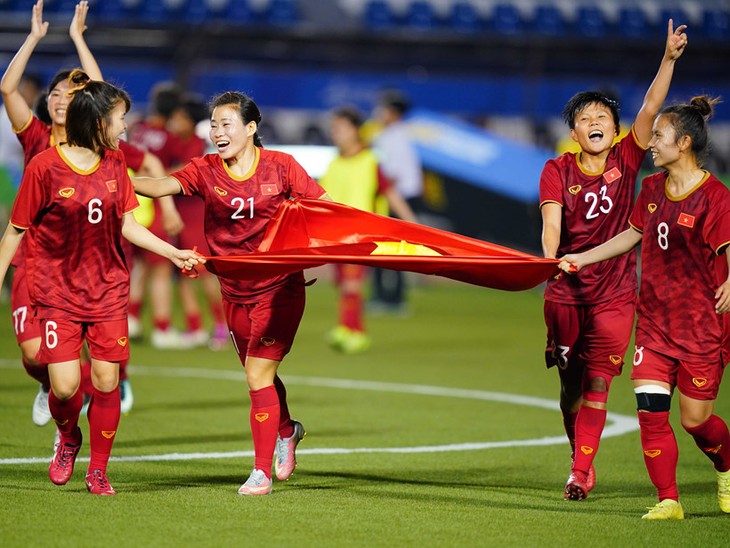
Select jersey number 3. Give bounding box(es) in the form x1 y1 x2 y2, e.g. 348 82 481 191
585 185 613 220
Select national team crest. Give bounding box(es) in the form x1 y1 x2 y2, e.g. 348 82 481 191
648 203 657 213
692 377 707 388
117 337 128 347
603 167 621 184
105 179 118 192
214 186 228 196
644 449 661 458
59 187 75 198
260 183 278 196
568 185 582 195
677 212 695 228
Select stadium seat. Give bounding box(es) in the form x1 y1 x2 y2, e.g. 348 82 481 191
532 4 564 37
618 6 648 39
659 7 689 33
267 0 299 26
363 0 396 31
575 5 607 38
450 1 480 33
702 8 729 40
406 1 437 31
491 3 524 35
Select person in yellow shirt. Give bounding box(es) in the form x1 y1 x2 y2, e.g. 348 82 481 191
319 106 416 353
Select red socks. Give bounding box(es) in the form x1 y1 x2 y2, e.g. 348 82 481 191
87 387 121 473
340 292 364 332
48 388 83 443
186 313 203 332
684 414 730 473
274 376 294 439
572 405 607 474
638 411 679 501
249 385 280 478
22 359 50 391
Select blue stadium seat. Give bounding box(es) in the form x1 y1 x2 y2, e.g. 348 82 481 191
532 4 564 37
659 7 689 34
618 7 648 39
450 1 480 33
267 0 299 26
575 5 607 38
702 9 730 40
406 1 437 31
364 0 396 31
491 3 524 35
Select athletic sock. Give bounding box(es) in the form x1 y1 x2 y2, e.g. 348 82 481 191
274 375 293 439
128 301 141 319
572 405 607 474
638 411 679 501
87 387 121 473
563 411 578 454
684 414 730 472
48 388 83 443
186 313 203 332
22 359 50 391
249 385 280 478
153 318 171 332
341 292 364 332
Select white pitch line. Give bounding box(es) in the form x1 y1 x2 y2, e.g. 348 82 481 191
0 361 638 465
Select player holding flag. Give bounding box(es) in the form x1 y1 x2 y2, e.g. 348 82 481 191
539 20 687 501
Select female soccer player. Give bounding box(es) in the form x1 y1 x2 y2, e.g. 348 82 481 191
0 70 201 495
132 91 330 495
0 0 164 421
539 20 687 501
320 105 416 353
558 96 730 519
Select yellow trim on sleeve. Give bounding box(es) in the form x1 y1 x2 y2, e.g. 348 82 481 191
539 199 563 209
13 113 34 134
10 222 29 231
628 221 643 233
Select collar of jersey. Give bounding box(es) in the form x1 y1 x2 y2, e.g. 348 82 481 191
222 146 260 181
664 170 711 202
56 145 101 175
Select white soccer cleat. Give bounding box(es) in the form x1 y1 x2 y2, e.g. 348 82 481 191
274 420 306 481
120 379 134 415
32 386 52 426
237 469 273 496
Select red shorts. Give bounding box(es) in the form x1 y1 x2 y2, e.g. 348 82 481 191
224 282 306 363
36 317 130 364
631 345 726 400
134 201 171 266
10 264 41 344
544 291 635 379
175 196 210 255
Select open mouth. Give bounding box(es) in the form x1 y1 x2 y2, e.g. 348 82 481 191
588 130 603 142
216 140 230 151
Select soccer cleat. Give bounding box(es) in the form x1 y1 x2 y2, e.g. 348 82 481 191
150 328 185 349
641 499 684 520
49 430 82 485
274 420 306 481
586 464 596 492
563 470 589 501
32 385 52 426
326 325 370 354
52 428 60 454
237 469 273 496
717 468 730 513
85 469 117 496
183 328 210 348
120 379 134 415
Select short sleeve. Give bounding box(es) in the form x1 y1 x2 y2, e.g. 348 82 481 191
171 160 202 196
286 156 327 199
117 161 140 214
629 182 649 233
10 157 46 229
538 159 564 207
618 126 648 173
703 185 730 254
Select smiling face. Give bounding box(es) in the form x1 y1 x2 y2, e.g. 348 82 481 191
648 114 684 169
209 104 255 160
103 101 128 150
569 102 618 155
47 80 72 127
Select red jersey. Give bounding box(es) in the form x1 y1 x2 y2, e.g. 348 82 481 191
13 116 144 268
10 146 139 321
540 127 646 304
128 120 181 170
171 147 327 302
629 171 730 362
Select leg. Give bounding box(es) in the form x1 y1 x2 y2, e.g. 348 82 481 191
328 265 370 354
47 360 84 485
149 261 180 349
178 275 209 347
85 359 120 495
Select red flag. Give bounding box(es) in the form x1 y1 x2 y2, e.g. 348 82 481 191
677 212 695 228
204 199 559 291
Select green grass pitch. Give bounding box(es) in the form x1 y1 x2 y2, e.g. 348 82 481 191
0 278 728 546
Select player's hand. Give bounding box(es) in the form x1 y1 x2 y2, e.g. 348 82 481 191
171 248 206 272
557 254 581 274
69 1 90 43
715 280 730 314
30 1 49 41
665 19 688 61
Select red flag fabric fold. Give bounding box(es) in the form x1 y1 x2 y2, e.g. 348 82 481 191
204 199 558 291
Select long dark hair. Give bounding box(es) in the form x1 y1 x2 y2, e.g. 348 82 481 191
64 70 131 155
209 91 263 147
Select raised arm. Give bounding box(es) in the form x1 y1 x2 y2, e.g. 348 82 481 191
0 1 48 130
633 19 688 147
69 1 102 81
558 228 642 273
131 175 183 198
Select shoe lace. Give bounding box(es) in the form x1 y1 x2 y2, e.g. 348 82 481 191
55 444 77 467
91 470 109 489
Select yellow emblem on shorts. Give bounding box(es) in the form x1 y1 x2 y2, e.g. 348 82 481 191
117 337 128 347
59 187 75 198
55 419 69 426
214 186 228 196
568 185 582 195
648 203 657 213
580 446 594 455
644 449 661 458
255 413 269 423
260 337 276 347
704 444 722 454
101 430 116 439
692 377 707 388
609 354 622 365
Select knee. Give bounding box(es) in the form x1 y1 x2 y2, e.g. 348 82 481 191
51 382 80 400
635 385 671 413
91 370 119 393
681 410 712 430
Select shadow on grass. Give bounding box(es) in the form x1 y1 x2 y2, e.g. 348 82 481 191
116 432 245 449
131 398 244 413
